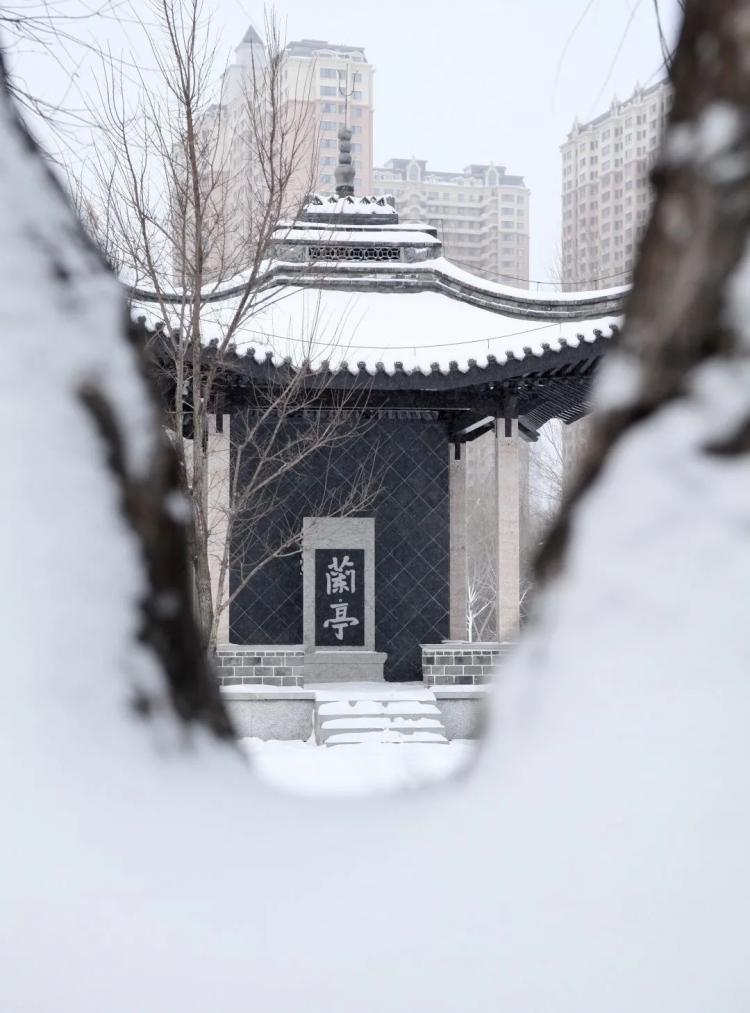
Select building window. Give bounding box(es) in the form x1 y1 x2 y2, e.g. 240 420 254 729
321 121 337 131
320 68 338 78
320 86 337 96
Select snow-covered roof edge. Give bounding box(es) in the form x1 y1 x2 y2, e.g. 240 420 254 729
128 256 628 324
211 321 619 380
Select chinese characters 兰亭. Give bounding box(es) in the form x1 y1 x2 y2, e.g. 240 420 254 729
322 555 360 641
322 600 360 641
325 554 356 595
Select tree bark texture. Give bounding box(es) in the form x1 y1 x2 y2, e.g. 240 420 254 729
0 49 233 739
539 0 750 581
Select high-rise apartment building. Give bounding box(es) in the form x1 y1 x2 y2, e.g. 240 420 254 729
560 79 671 291
374 159 530 286
189 28 375 280
281 38 375 195
221 30 375 198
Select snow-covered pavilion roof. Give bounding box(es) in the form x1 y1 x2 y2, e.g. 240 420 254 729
138 282 618 375
270 226 441 249
131 254 625 375
302 193 398 221
130 181 628 434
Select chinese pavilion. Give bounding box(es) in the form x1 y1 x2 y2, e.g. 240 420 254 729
134 127 627 689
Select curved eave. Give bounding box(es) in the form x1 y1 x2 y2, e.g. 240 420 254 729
263 261 625 322
129 257 628 324
215 326 614 390
202 327 613 436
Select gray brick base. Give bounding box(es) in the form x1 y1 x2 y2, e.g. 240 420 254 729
214 645 304 687
421 642 512 686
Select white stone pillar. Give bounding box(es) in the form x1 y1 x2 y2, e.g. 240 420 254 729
207 414 231 644
562 414 594 494
449 445 468 641
496 418 521 642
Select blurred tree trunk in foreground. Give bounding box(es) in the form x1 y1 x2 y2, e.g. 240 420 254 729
0 47 232 740
540 0 750 582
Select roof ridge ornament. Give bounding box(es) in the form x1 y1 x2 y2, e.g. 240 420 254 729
335 124 355 197
335 65 356 197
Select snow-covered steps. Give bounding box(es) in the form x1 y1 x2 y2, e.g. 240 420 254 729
312 683 448 745
325 730 448 746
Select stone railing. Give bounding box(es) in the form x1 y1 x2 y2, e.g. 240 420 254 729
214 645 304 687
421 642 513 686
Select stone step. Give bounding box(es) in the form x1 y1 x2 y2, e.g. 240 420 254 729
321 716 444 731
317 700 442 718
312 685 447 745
315 704 446 742
319 716 445 744
313 683 437 704
325 730 449 746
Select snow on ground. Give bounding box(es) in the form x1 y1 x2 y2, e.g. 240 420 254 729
6 51 750 1013
240 738 476 797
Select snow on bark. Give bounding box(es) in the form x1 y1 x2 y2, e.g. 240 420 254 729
0 50 230 747
539 0 750 578
3 2 750 1010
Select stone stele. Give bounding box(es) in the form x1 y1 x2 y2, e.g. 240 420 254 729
302 517 387 682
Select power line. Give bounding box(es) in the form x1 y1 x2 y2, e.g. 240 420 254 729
232 318 615 356
448 257 632 290
589 0 645 115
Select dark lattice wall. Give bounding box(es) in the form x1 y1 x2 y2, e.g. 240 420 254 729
229 414 449 681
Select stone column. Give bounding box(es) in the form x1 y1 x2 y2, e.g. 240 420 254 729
207 414 231 644
449 446 468 641
562 414 594 494
496 418 521 642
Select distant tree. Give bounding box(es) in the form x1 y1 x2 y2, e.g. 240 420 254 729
82 0 378 647
0 0 127 148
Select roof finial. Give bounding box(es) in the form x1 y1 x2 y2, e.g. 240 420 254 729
335 64 356 197
335 125 355 197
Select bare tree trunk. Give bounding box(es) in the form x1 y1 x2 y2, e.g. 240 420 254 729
0 49 232 739
81 2 326 649
539 0 750 583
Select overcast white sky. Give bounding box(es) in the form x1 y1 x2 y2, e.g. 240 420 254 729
264 0 684 281
8 0 683 285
